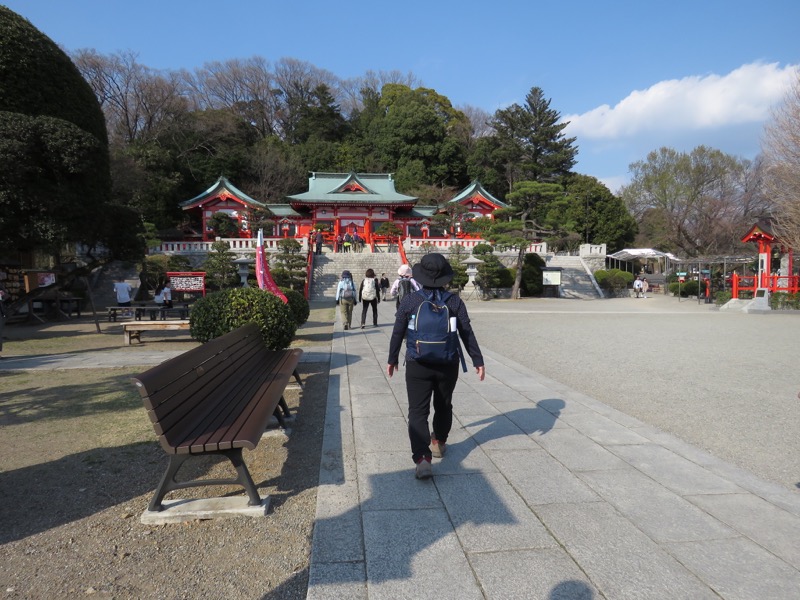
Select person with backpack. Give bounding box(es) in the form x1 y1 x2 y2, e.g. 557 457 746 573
335 270 357 330
379 273 390 300
358 268 381 329
386 253 485 480
390 263 420 308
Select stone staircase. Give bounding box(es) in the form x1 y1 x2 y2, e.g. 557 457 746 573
310 251 403 301
546 255 601 299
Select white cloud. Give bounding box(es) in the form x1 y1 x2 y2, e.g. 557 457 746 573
564 62 799 140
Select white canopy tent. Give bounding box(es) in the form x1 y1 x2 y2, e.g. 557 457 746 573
607 248 680 274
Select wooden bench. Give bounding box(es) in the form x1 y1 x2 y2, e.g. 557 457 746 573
131 323 303 512
123 320 190 344
134 305 191 321
107 306 135 322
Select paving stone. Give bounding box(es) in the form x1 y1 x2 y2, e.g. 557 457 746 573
487 448 600 505
686 492 800 569
469 548 599 600
306 562 367 600
436 472 556 552
461 413 541 451
350 392 402 417
536 502 719 599
532 427 628 471
578 468 738 542
560 411 651 445
664 537 800 600
352 416 408 453
356 451 442 511
612 443 744 495
362 508 483 600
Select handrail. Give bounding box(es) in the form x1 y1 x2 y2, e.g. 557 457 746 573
304 249 313 300
397 238 409 265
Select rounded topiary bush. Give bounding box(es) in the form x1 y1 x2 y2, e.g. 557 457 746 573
594 269 634 292
280 287 310 326
190 287 297 349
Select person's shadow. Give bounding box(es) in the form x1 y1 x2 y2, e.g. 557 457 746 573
461 399 565 445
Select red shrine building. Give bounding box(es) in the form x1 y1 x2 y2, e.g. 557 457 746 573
179 172 506 245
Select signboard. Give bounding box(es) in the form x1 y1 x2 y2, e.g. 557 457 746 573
167 271 206 296
542 270 562 286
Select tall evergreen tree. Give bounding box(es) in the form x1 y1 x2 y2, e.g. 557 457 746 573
489 86 577 189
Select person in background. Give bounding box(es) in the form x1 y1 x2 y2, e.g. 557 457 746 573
315 230 324 255
162 281 173 308
358 268 381 329
390 264 420 308
633 276 643 298
154 285 165 306
379 273 391 300
641 277 649 299
335 270 357 330
386 253 485 480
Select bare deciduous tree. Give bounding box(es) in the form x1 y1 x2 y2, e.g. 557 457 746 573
72 49 187 144
762 72 800 251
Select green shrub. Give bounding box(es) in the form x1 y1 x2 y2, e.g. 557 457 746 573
190 287 297 349
520 253 545 297
280 287 310 326
496 266 515 288
669 279 707 297
715 291 732 306
769 292 800 310
594 269 633 291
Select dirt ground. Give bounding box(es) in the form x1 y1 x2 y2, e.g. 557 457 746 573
0 306 334 599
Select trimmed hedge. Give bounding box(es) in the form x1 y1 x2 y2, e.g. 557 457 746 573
594 269 634 291
280 287 310 326
189 287 297 349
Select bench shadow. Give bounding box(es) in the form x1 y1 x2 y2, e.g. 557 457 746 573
0 441 166 545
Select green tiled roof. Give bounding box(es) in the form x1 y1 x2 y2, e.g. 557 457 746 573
449 180 507 208
288 172 417 206
180 176 266 208
267 204 303 218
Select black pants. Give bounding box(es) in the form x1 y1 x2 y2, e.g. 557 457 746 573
360 298 378 326
405 360 459 463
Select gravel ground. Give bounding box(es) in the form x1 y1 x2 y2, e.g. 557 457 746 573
0 308 333 600
468 294 800 491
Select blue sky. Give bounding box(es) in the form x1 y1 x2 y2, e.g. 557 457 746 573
5 0 798 192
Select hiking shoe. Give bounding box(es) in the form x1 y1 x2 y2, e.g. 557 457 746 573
430 438 446 458
360 324 365 329
344 324 349 330
415 457 432 479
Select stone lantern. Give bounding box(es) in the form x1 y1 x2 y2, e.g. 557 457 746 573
232 256 255 288
462 255 484 286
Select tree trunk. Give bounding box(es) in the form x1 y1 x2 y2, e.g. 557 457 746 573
511 246 525 300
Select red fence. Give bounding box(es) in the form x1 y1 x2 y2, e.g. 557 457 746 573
731 273 799 297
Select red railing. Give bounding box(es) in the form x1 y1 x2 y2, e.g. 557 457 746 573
731 273 799 297
304 249 313 300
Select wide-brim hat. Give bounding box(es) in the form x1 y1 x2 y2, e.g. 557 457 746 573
412 253 454 288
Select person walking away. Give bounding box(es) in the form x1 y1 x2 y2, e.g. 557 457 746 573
154 285 165 306
379 273 391 300
343 232 352 253
335 233 343 253
113 277 134 316
358 268 380 329
162 281 173 308
336 270 357 330
386 253 485 480
641 278 649 298
633 276 643 298
390 264 420 308
315 230 324 255
353 232 363 253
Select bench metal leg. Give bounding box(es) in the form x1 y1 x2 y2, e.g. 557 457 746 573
292 368 303 389
148 448 262 512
